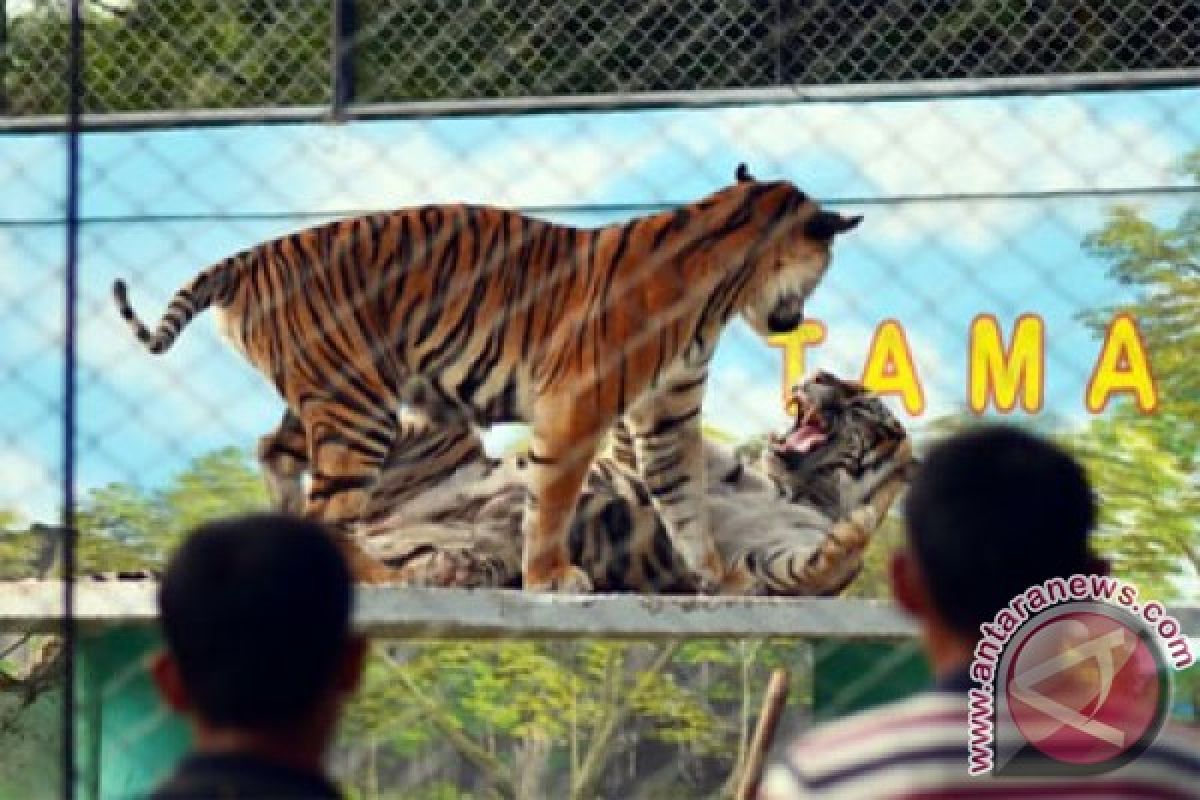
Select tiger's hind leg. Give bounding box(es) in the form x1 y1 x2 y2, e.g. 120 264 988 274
258 409 308 514
363 389 489 522
300 396 403 583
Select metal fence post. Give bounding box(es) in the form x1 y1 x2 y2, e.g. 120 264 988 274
1 0 8 113
331 0 356 119
64 0 83 796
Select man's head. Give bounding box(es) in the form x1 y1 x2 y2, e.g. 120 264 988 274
892 426 1099 642
152 513 365 733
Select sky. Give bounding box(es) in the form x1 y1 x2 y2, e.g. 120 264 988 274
1 87 1197 547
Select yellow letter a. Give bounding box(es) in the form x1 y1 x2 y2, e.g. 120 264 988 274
861 320 924 415
1086 313 1158 413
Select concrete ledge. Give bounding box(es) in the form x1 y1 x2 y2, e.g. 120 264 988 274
353 589 919 639
3 582 1196 640
1 581 916 638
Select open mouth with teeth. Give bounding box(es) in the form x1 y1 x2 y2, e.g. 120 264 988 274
769 383 829 459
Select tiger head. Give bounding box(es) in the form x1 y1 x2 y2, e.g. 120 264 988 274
731 164 862 336
763 370 912 517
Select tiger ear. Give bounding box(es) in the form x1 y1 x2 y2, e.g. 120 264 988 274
806 211 862 240
735 163 755 183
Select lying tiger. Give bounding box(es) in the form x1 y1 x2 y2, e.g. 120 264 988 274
352 371 913 595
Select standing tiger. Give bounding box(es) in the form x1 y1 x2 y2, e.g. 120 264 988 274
112 164 861 591
355 371 913 594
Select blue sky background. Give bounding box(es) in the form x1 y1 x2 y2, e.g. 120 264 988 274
1 87 1197 528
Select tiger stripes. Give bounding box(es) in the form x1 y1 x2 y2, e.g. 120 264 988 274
113 164 861 590
356 371 912 594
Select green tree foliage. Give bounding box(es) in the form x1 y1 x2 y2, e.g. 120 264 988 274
5 0 329 114
75 446 268 572
5 0 1195 114
336 638 812 799
0 446 268 578
1066 152 1200 599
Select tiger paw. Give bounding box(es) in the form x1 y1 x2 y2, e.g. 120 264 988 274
719 565 765 595
393 549 483 589
354 561 405 585
688 570 724 594
846 505 878 531
689 550 728 594
524 564 593 593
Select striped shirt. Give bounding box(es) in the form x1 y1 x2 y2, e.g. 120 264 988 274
759 687 1200 800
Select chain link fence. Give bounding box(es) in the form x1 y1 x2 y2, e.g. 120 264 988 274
5 0 1200 114
2 1 1199 798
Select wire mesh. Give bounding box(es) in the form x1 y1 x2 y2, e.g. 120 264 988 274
5 0 1200 115
1 1 1199 799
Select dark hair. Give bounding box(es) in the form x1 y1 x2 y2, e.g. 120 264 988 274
904 426 1097 637
158 513 353 729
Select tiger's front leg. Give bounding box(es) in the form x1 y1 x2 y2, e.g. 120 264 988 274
763 473 910 596
521 408 598 592
627 386 725 593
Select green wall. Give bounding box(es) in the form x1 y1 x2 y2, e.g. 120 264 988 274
75 628 191 800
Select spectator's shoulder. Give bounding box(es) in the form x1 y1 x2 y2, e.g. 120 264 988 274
764 690 967 798
761 702 1200 800
792 691 965 766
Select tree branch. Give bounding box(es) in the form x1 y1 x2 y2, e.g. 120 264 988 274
720 640 763 799
393 670 518 799
735 669 790 800
571 640 682 800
